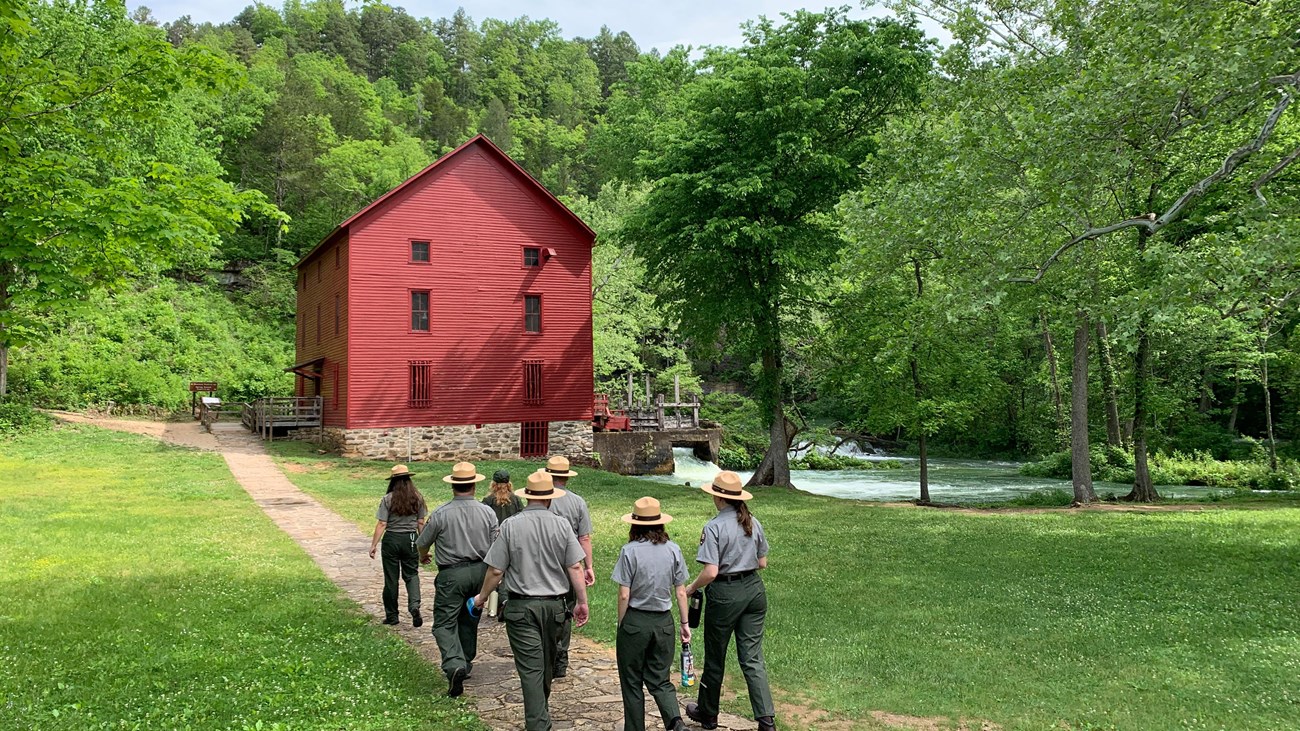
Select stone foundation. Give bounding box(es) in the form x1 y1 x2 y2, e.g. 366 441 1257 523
293 421 593 462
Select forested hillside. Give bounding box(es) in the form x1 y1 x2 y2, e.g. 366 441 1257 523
2 0 1297 494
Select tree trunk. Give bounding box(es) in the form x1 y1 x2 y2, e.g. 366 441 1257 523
746 405 798 488
746 338 794 487
1198 363 1214 414
0 272 8 400
910 259 929 504
1261 324 1278 472
1125 227 1160 502
1095 320 1123 448
1125 318 1159 501
1041 311 1066 448
1071 312 1097 504
1227 376 1242 434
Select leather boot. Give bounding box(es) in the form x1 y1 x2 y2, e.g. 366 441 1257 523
666 716 690 731
685 702 718 730
756 716 777 731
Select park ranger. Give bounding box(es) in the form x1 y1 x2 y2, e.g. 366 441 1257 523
416 461 499 698
472 471 590 731
539 455 594 678
684 471 776 731
613 496 692 731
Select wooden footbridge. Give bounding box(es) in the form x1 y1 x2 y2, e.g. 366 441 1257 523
198 396 322 440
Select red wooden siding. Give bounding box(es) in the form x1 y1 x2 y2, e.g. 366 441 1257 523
342 140 594 429
294 235 349 426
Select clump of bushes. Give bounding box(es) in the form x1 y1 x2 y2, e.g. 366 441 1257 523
789 453 903 471
0 403 51 435
1021 444 1297 491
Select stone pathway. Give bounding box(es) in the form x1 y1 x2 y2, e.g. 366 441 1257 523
54 413 756 731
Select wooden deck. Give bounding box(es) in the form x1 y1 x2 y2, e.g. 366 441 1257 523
242 397 323 440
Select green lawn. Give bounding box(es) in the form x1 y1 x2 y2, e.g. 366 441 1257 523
270 441 1300 731
0 426 484 731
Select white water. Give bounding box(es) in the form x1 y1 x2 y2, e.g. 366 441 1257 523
640 448 1230 503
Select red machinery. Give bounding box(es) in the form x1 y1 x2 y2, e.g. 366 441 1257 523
593 393 631 432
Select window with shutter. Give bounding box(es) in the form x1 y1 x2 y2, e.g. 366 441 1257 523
520 421 548 457
524 360 544 405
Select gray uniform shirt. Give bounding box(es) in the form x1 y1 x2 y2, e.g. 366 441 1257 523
376 493 428 532
612 540 688 612
548 490 593 538
415 494 499 567
696 506 769 573
484 504 584 596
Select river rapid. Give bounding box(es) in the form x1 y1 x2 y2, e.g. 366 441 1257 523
639 447 1230 503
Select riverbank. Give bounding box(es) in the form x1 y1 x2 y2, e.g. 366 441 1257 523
270 440 1300 731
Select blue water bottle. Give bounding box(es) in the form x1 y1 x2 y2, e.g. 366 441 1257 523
466 596 481 618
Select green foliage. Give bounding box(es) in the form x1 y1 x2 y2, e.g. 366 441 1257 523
10 280 293 410
701 392 768 468
0 402 48 435
1023 446 1297 491
0 0 280 381
788 453 904 471
623 10 933 425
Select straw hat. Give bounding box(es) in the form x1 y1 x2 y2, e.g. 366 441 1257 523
543 455 578 478
701 471 753 501
388 464 417 481
515 470 567 500
442 461 486 484
622 496 673 526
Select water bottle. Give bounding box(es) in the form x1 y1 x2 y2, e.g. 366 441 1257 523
687 589 703 628
680 641 696 688
466 596 481 618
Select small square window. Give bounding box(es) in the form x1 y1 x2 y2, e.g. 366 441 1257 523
411 241 430 263
524 294 541 333
411 291 430 331
523 247 540 267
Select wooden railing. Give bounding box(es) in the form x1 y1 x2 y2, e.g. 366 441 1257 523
241 396 323 440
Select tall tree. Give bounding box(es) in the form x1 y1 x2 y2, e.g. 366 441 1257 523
0 0 278 398
623 9 932 486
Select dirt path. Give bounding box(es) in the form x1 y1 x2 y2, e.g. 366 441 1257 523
52 413 757 731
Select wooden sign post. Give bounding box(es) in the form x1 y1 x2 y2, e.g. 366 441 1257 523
189 381 218 419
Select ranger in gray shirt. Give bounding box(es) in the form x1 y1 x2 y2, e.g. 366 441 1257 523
540 456 593 678
474 472 589 731
612 496 692 731
685 471 776 731
413 462 496 698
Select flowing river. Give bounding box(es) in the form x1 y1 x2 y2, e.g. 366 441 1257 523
639 447 1231 503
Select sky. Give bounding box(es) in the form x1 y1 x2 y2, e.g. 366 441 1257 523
138 0 946 52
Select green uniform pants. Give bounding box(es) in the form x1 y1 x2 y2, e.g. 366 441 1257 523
381 531 420 623
504 596 567 731
555 587 576 674
697 573 774 720
432 561 487 678
616 608 681 731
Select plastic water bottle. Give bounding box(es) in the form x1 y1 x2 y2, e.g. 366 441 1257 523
680 641 696 688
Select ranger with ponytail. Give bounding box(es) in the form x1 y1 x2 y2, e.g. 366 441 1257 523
684 471 775 731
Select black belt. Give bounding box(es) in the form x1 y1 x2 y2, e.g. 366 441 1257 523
715 570 756 583
510 593 566 601
437 559 485 571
